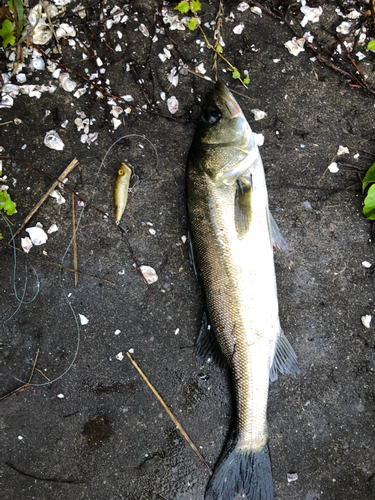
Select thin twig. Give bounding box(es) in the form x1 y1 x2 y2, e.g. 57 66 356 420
0 349 39 401
8 158 79 244
72 192 78 286
126 352 212 475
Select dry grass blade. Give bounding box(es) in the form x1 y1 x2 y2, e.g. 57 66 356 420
126 352 212 475
0 349 40 401
72 192 78 286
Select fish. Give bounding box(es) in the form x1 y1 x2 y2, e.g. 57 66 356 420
187 81 299 500
113 162 132 223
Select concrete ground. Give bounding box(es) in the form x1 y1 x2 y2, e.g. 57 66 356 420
1 1 375 499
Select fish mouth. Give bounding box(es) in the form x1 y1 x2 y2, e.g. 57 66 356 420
213 81 242 118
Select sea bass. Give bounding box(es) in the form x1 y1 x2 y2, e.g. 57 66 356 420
187 82 299 500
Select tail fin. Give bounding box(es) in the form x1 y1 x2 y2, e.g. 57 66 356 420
205 438 273 500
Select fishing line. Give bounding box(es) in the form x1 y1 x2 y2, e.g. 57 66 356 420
16 134 158 387
0 212 40 322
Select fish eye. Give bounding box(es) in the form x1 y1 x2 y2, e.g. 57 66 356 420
202 108 222 124
118 169 124 175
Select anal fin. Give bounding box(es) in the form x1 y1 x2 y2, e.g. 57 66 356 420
194 312 226 370
270 329 299 382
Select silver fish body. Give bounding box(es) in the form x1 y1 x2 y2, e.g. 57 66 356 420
187 82 299 500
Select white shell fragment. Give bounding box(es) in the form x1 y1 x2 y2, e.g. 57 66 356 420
251 109 267 121
116 352 124 361
44 130 65 150
238 2 249 12
287 473 298 483
337 145 349 156
285 37 305 56
254 133 265 146
250 6 262 17
167 96 179 114
233 23 245 35
362 261 372 269
140 265 158 284
361 315 372 329
336 22 351 35
195 62 206 74
59 73 77 92
26 226 48 245
57 393 64 399
300 5 323 27
167 67 179 87
328 162 339 173
347 10 361 20
79 314 89 325
139 24 149 37
21 237 33 253
50 190 66 204
56 23 77 39
47 224 58 234
32 22 53 45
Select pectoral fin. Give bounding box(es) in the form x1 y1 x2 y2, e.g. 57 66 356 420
235 177 252 239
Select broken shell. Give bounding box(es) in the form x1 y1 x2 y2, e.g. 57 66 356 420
233 23 245 34
285 37 305 56
195 62 206 74
251 109 267 121
361 315 371 329
32 22 53 45
30 56 45 71
79 314 89 325
16 73 27 84
116 352 124 361
250 6 262 17
328 162 339 173
0 95 14 109
167 67 179 86
47 224 58 234
44 130 65 151
139 24 149 37
238 2 249 12
111 106 123 118
112 118 121 130
59 72 77 92
254 133 265 146
21 237 33 253
50 190 66 204
337 145 349 156
336 22 351 35
167 96 179 114
56 23 77 39
26 226 48 245
140 265 158 284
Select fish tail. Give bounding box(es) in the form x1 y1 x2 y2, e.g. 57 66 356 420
205 435 273 500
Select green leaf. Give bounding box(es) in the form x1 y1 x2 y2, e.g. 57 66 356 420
187 17 198 31
216 43 223 53
244 74 250 85
190 0 201 13
364 184 375 219
0 19 15 47
0 190 16 215
13 0 24 35
367 40 375 51
232 68 240 79
175 1 190 14
362 162 375 193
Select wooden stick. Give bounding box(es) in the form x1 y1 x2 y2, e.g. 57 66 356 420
72 192 78 286
126 352 212 475
0 349 39 401
9 158 79 243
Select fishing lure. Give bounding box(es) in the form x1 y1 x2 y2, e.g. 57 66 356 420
113 162 132 223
